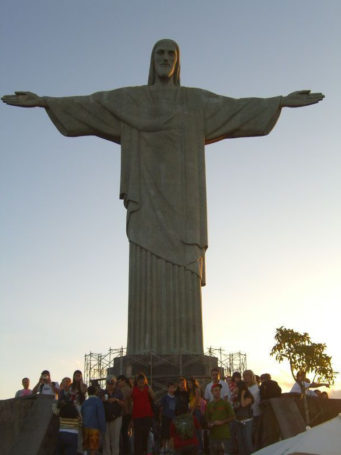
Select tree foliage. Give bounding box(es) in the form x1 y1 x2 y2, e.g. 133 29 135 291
270 326 335 385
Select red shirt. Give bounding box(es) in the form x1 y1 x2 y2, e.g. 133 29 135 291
170 415 200 449
132 385 153 419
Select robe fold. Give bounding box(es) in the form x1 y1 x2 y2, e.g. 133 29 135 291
44 86 282 354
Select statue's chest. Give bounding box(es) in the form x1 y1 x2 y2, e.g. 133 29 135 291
142 90 202 122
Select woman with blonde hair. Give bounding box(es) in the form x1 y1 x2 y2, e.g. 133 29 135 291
243 370 261 451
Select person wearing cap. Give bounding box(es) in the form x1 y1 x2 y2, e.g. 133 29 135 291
32 370 59 398
205 383 235 455
102 376 124 455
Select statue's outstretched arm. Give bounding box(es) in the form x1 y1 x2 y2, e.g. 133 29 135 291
281 90 325 108
3 90 121 141
2 91 47 108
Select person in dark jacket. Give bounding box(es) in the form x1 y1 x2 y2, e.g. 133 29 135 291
259 374 282 449
259 374 281 401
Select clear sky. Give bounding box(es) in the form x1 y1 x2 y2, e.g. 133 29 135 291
1 0 340 398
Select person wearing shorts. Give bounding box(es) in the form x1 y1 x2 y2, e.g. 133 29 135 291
82 385 106 455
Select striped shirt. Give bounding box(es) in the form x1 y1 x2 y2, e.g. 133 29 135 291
59 416 82 434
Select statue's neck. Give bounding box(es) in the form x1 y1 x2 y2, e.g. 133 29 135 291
153 77 177 88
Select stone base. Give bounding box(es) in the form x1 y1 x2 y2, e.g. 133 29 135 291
108 353 218 391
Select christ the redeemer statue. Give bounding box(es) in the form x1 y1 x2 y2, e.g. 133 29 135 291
2 39 324 356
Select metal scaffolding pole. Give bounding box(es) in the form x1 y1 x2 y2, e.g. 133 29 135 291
84 346 247 385
84 347 126 385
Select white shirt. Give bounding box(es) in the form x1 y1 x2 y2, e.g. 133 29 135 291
248 384 261 417
290 381 316 397
40 382 60 397
204 379 231 403
15 389 32 398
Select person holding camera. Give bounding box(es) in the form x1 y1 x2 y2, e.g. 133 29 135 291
102 376 124 455
32 370 59 398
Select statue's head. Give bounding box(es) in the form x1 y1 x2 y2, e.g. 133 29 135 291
148 39 180 86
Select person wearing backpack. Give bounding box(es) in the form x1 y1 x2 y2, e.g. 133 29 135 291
53 399 82 455
170 402 200 455
205 383 235 455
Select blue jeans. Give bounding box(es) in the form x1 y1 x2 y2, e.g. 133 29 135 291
56 431 78 455
209 438 232 455
236 419 253 455
229 420 239 454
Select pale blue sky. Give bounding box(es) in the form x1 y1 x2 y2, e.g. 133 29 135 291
1 0 340 398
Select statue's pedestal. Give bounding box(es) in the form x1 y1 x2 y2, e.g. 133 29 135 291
108 353 218 391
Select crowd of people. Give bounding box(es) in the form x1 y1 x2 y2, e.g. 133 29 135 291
14 367 329 455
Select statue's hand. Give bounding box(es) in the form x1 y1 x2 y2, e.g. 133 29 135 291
282 90 325 108
1 91 44 108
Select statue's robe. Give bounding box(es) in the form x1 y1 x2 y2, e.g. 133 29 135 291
44 86 282 354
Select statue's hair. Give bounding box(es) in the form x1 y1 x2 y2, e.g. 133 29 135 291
148 39 181 86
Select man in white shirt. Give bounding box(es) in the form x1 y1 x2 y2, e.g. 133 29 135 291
204 367 231 403
32 370 59 398
290 371 329 396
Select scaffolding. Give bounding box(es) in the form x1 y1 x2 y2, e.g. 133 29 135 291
84 346 247 386
206 347 247 375
84 347 126 385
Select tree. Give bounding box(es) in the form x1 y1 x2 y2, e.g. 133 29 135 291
270 326 336 424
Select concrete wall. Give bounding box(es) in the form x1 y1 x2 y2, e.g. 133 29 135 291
0 395 58 455
260 395 341 449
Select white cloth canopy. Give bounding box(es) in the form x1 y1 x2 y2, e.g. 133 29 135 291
253 415 341 455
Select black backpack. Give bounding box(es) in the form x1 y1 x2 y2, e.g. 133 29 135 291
103 400 121 421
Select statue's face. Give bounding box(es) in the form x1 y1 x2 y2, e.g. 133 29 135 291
154 40 178 81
